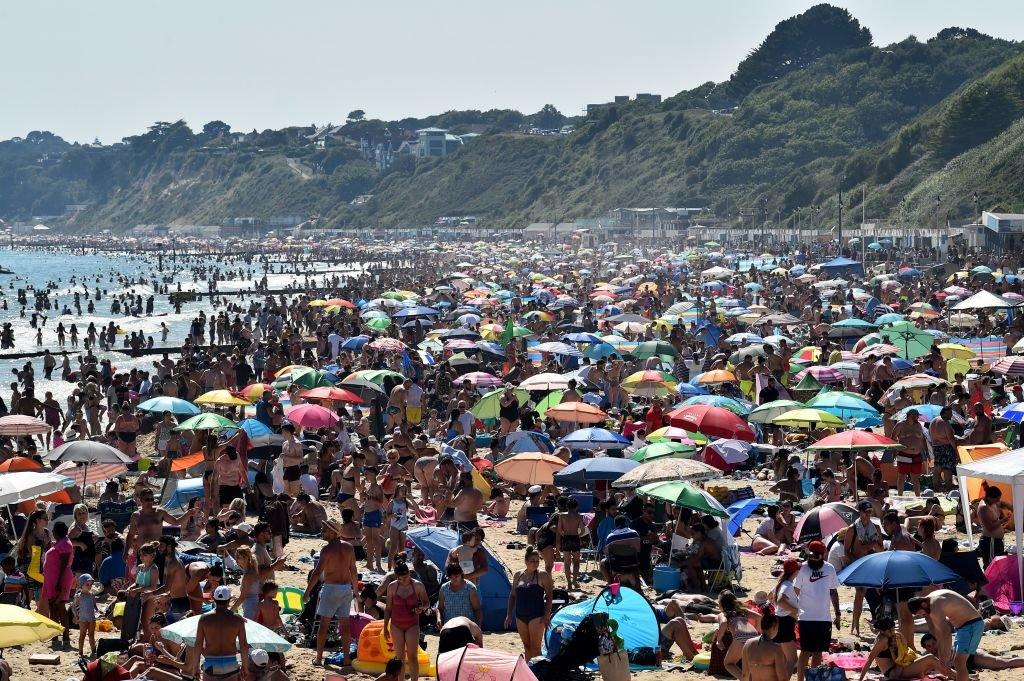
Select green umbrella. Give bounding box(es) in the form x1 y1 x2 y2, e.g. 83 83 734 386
345 369 404 385
471 388 530 420
636 480 729 517
174 413 237 431
288 369 336 390
748 400 805 424
631 340 678 360
366 317 392 331
630 441 696 462
536 390 565 417
881 321 934 360
792 373 824 392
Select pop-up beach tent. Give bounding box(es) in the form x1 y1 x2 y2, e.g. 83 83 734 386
544 585 659 655
820 257 864 279
407 526 511 630
438 645 538 681
956 447 1024 604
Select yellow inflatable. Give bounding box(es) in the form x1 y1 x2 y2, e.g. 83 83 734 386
352 619 437 677
692 652 711 670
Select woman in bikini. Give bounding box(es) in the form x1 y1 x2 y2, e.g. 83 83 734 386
504 547 553 660
340 508 366 563
383 561 429 681
362 472 385 572
230 546 261 620
555 496 584 589
386 484 419 567
858 617 947 680
113 402 140 459
715 590 760 680
178 498 205 541
16 510 52 610
331 453 361 514
751 505 793 556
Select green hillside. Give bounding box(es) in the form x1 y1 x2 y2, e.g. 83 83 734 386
2 5 1024 232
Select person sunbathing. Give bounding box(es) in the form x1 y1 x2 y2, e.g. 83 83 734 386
922 632 1024 672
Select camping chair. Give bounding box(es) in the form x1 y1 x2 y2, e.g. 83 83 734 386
570 492 594 513
705 541 743 592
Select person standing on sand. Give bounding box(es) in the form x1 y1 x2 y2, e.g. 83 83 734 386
909 590 984 681
793 540 840 681
193 585 250 681
304 518 358 667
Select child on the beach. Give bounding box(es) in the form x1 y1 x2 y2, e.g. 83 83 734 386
73 573 97 658
256 581 285 633
375 657 404 681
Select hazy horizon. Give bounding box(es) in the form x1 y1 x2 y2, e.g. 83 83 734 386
3 1 1023 143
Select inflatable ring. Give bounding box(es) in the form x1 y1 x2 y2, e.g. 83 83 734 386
691 652 711 671
353 659 438 677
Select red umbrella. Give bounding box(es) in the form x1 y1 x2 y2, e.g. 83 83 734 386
297 387 364 403
667 405 756 441
806 430 901 451
285 403 340 429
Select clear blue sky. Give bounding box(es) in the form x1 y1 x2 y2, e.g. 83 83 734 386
2 1 1021 143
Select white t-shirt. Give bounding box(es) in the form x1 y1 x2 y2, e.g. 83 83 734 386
407 384 423 408
774 580 799 618
793 562 839 621
299 473 319 497
327 332 343 358
458 411 475 434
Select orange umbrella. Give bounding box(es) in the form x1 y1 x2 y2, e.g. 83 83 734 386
544 402 608 424
0 457 43 473
171 451 206 473
494 452 566 485
326 298 357 309
695 369 738 385
18 489 73 513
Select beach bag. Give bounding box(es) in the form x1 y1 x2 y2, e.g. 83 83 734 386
598 651 631 681
805 662 845 681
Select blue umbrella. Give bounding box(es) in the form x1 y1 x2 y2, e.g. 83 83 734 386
237 418 273 439
726 497 770 536
680 394 752 416
559 428 631 450
563 332 604 344
393 306 440 318
552 457 639 487
584 342 619 360
838 551 960 588
137 396 200 417
402 319 434 329
341 335 370 351
676 382 709 397
806 393 879 421
1000 402 1024 423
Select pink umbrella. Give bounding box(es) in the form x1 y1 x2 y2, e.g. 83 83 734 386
0 415 51 436
857 344 901 359
53 461 128 488
367 338 407 352
443 339 477 351
462 371 503 388
991 356 1024 377
285 403 339 429
438 644 538 681
793 365 846 384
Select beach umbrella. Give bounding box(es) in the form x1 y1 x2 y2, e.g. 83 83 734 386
646 426 706 445
469 388 530 420
338 377 387 401
771 408 845 429
632 340 678 359
0 456 42 473
274 368 336 390
807 430 901 451
874 313 905 325
494 452 566 485
174 413 237 431
344 369 405 386
0 604 62 647
297 386 364 403
795 502 858 541
636 481 729 517
240 383 276 402
53 460 128 488
365 317 392 331
47 440 132 464
882 321 934 359
937 343 975 360
631 441 696 462
667 404 756 441
805 393 879 421
0 471 74 506
748 400 804 424
895 404 943 423
553 457 639 487
991 356 1024 377
545 402 607 425
621 370 677 397
236 418 273 439
792 366 846 384
705 439 753 465
461 371 504 388
726 498 770 536
838 551 960 589
0 415 50 436
368 337 408 352
161 614 291 653
518 373 572 391
680 394 752 416
828 319 876 338
694 369 737 385
138 396 201 417
195 389 251 406
502 430 555 454
341 335 371 351
891 373 947 391
559 428 631 450
612 457 722 488
676 382 708 397
286 404 340 429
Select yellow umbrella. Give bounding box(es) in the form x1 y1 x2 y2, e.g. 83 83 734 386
308 299 330 307
937 343 975 360
195 390 251 406
0 604 62 647
771 408 845 429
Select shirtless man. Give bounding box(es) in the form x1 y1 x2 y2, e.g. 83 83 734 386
193 585 250 681
290 492 328 534
741 612 788 681
909 590 985 681
386 380 409 430
929 406 958 491
304 518 358 667
186 562 212 615
976 485 1005 567
125 488 179 555
844 501 882 636
452 471 484 531
158 536 190 623
892 409 925 496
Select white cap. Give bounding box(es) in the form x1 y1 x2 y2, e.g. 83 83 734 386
528 485 543 494
213 585 233 602
234 522 254 534
249 648 269 667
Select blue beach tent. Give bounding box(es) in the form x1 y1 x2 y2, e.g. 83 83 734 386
407 526 511 631
545 586 659 655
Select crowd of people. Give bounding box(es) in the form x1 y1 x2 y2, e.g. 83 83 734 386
2 237 1024 681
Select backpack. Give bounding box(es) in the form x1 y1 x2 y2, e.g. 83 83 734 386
805 662 845 681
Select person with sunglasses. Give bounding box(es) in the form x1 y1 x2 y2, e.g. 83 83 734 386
793 540 841 681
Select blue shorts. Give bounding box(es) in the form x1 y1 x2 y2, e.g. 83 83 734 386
316 583 353 619
202 655 240 676
363 509 383 528
953 617 984 656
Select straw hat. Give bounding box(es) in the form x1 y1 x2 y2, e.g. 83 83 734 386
322 518 343 537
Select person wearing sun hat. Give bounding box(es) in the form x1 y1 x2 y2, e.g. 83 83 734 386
793 540 840 681
193 585 250 681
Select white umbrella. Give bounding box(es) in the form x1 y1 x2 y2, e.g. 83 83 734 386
161 614 292 653
0 472 73 506
518 373 571 391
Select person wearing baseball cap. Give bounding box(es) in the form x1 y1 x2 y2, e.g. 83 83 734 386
793 540 840 681
845 500 883 637
193 585 250 680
